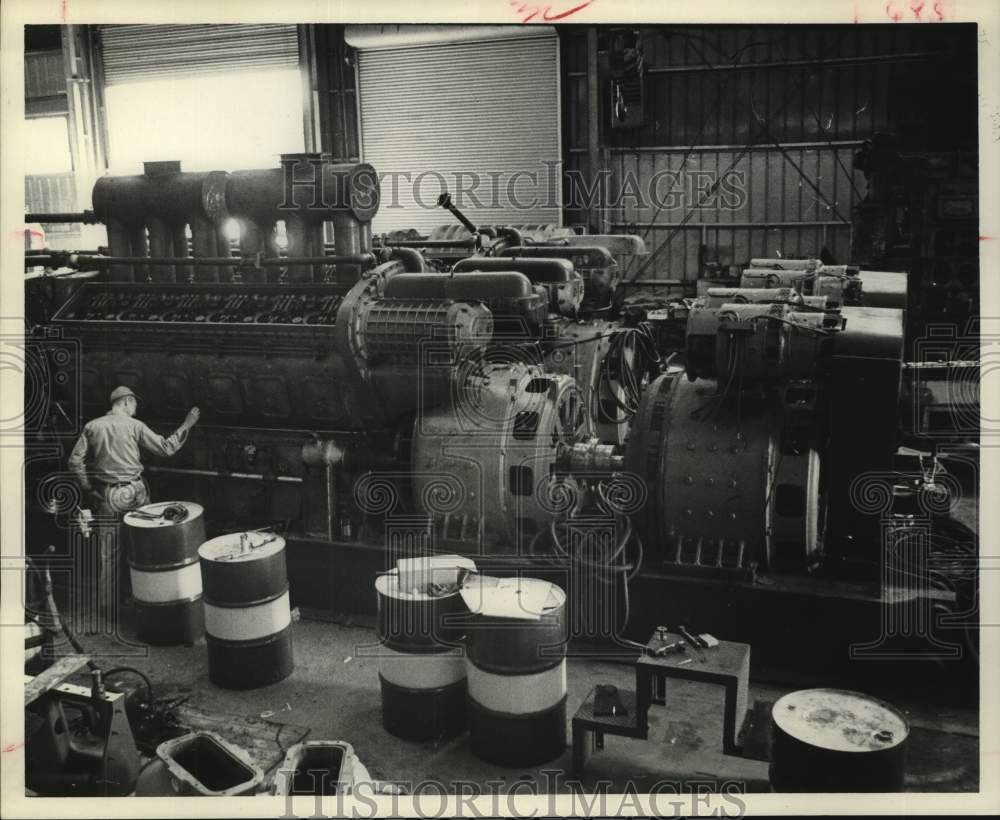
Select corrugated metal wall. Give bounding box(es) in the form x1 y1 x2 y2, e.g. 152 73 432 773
25 174 78 234
25 49 67 108
98 24 299 84
561 25 959 282
357 34 562 233
24 44 76 235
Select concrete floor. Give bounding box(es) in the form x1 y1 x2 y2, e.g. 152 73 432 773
59 605 979 795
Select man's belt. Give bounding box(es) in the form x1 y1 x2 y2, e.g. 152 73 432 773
103 477 145 489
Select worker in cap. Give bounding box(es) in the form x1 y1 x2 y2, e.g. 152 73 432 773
68 387 199 629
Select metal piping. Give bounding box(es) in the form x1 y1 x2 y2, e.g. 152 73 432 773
25 210 99 224
146 466 303 484
30 252 377 270
380 239 477 249
146 217 174 283
190 217 221 282
89 157 380 285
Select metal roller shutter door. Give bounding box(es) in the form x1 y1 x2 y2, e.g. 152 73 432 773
357 34 561 233
99 25 298 85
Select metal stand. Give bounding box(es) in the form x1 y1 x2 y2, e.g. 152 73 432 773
571 631 751 775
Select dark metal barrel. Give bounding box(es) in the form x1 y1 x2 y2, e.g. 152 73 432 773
770 688 909 792
123 501 205 645
464 577 568 767
375 570 470 741
198 532 293 689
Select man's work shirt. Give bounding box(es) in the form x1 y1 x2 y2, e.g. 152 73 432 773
68 412 188 490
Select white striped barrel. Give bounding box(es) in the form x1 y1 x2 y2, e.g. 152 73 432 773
198 532 293 689
123 501 205 645
463 577 568 767
375 570 470 741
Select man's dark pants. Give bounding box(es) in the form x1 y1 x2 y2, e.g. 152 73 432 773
76 478 149 632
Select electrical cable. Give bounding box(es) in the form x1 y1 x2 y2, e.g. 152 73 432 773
524 474 647 648
24 555 99 672
102 667 155 704
735 334 746 435
689 333 740 422
621 549 631 632
749 313 832 335
596 322 661 424
261 723 313 777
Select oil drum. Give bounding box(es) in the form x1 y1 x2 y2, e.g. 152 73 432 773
770 688 909 792
375 570 469 741
198 531 293 689
463 576 568 767
123 501 205 645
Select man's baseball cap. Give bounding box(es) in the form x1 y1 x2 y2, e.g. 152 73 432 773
109 386 140 404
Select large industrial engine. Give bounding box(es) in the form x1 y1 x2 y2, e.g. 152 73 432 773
29 153 914 632
36 157 651 568
629 270 906 576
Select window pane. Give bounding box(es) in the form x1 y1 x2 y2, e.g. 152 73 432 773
105 69 304 174
23 116 72 174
